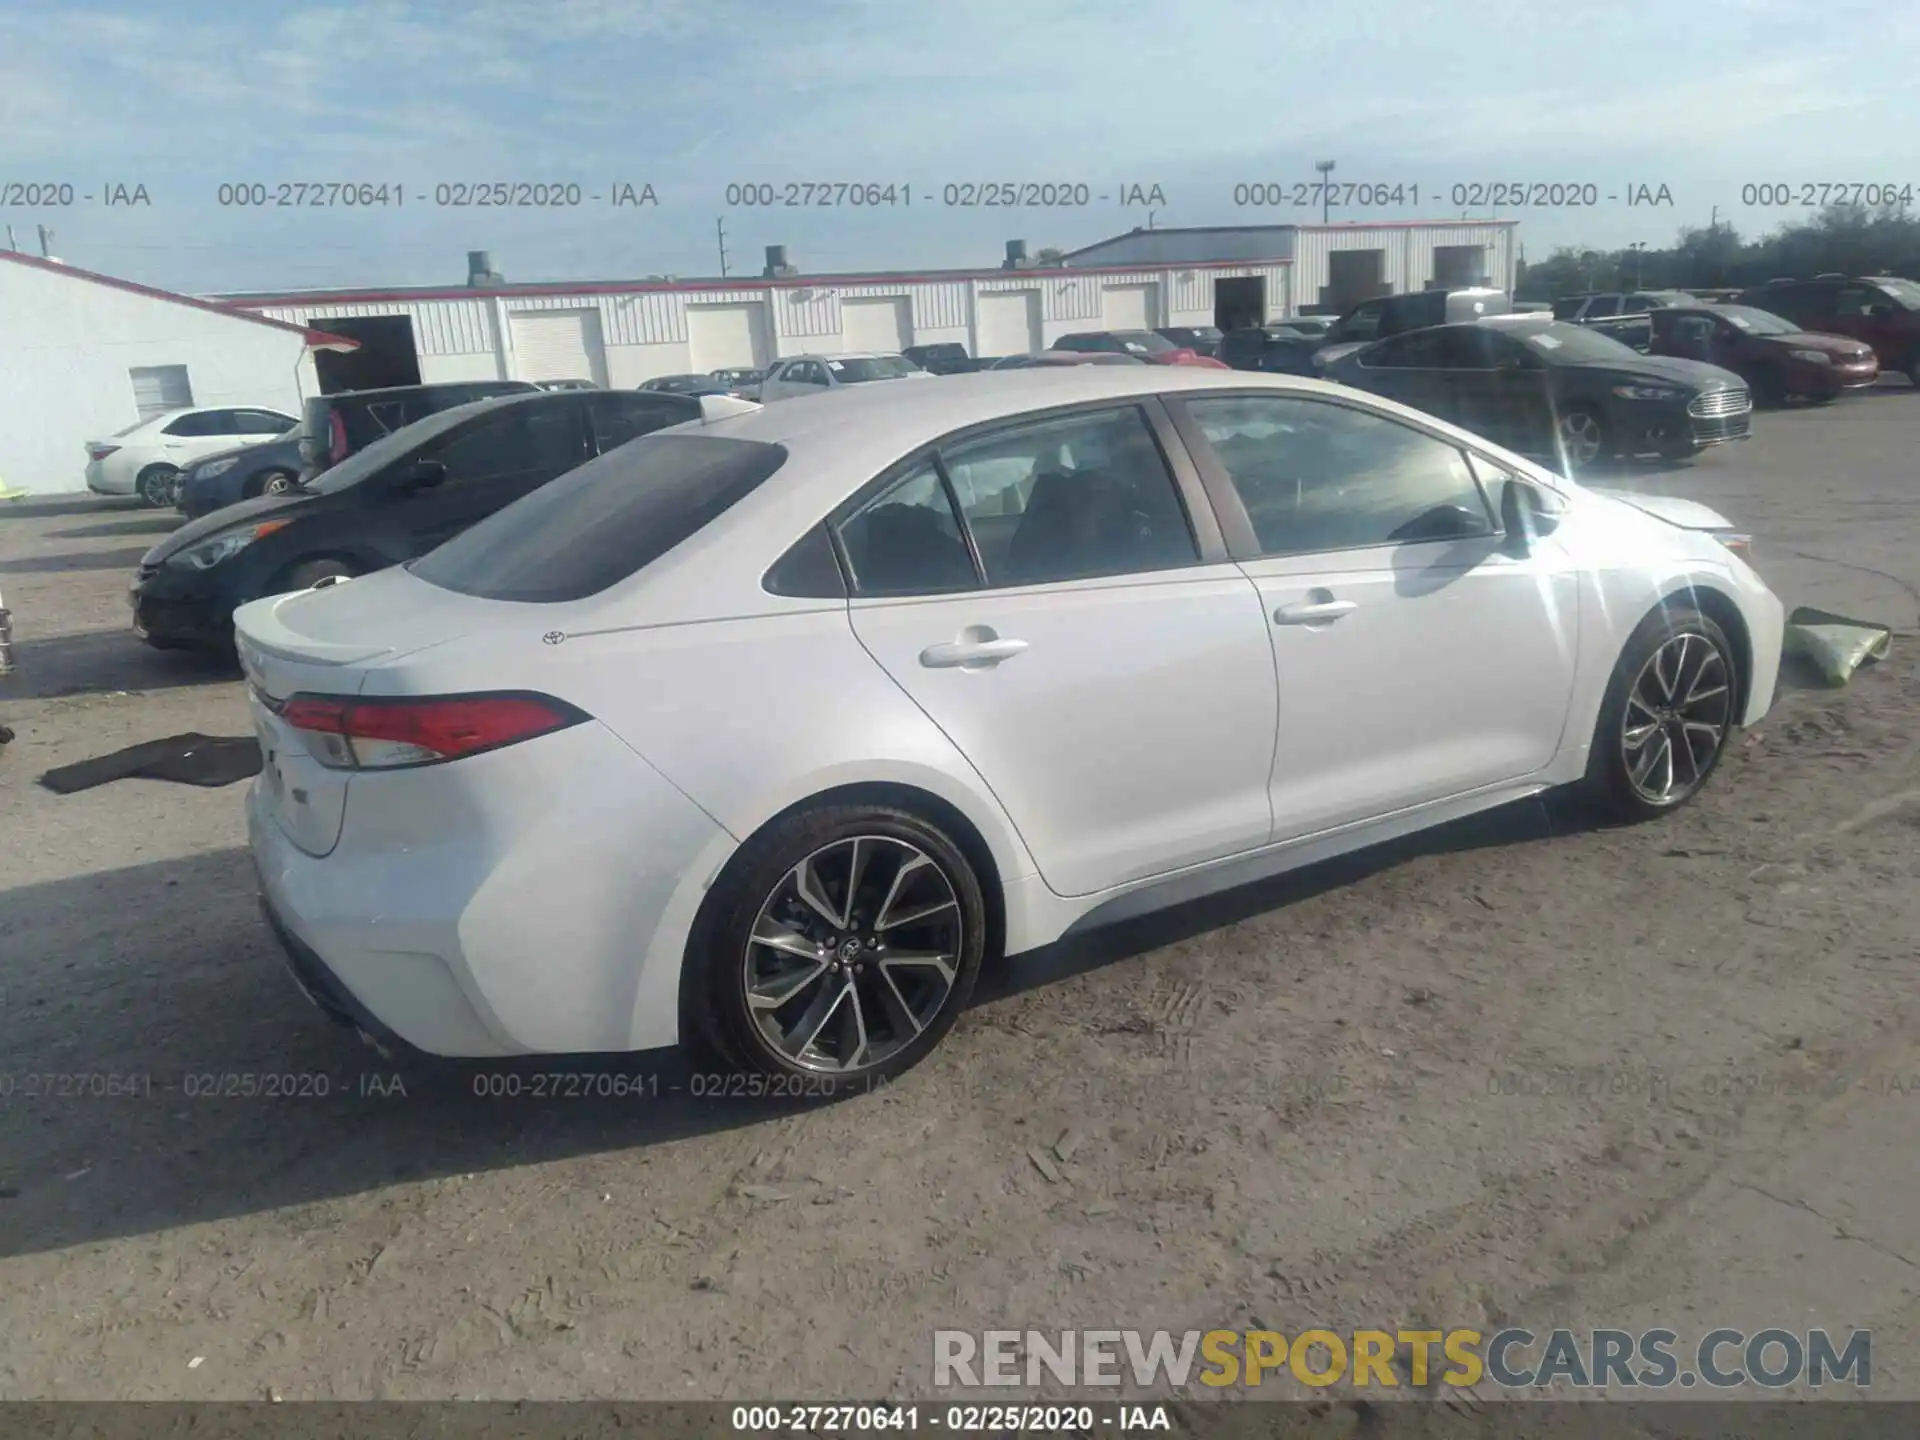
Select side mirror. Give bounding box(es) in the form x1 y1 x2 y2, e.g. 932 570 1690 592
1500 480 1559 553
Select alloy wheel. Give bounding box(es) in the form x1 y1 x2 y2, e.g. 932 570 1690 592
262 472 297 496
1620 632 1732 805
1558 410 1604 469
742 835 964 1075
139 468 177 507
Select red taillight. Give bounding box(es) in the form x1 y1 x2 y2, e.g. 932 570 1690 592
88 445 120 461
328 410 349 464
281 692 585 769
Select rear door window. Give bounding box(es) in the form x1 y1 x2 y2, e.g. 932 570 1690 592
415 402 588 488
409 434 789 601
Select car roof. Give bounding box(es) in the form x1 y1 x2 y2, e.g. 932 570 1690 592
571 363 1568 631
319 381 531 402
783 351 899 362
700 364 1328 459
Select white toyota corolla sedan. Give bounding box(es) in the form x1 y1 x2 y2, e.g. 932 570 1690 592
237 366 1783 1085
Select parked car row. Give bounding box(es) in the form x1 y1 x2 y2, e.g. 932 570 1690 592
87 406 300 507
133 387 759 652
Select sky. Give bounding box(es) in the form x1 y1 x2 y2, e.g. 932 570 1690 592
2 0 1917 295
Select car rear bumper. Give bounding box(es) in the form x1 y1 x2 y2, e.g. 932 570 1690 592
85 460 132 495
246 719 732 1058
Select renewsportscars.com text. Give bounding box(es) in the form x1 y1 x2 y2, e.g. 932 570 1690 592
933 1327 1870 1390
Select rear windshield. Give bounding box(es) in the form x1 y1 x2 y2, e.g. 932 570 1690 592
326 385 530 448
409 433 790 602
1872 277 1920 310
830 356 919 382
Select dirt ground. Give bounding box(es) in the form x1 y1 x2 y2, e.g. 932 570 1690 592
2 392 1917 1404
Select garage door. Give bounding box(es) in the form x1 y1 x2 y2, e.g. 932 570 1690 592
509 309 608 386
1101 284 1158 331
129 365 193 419
977 291 1041 356
686 303 771 370
841 296 912 353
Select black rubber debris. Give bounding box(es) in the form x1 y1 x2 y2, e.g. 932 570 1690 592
39 733 262 794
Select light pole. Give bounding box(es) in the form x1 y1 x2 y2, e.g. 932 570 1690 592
1315 160 1336 224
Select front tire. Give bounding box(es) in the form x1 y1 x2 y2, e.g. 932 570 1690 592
690 804 987 1087
1556 406 1608 473
137 464 180 508
277 558 355 593
1583 605 1738 822
251 470 299 498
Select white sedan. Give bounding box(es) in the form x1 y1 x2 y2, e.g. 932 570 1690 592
86 406 299 505
757 351 934 402
238 366 1783 1084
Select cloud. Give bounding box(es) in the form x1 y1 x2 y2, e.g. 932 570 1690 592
3 0 1917 291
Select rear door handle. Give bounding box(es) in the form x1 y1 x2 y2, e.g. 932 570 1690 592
919 637 1028 669
1273 599 1357 625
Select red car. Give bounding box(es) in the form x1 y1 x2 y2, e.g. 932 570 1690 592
1733 276 1920 386
1050 329 1231 369
1649 304 1879 403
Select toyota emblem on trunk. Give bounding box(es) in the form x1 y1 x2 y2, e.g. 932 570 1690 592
542 631 566 645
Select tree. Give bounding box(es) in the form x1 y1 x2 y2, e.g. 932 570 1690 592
1516 204 1920 300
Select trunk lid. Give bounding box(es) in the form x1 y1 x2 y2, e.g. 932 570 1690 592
234 567 499 857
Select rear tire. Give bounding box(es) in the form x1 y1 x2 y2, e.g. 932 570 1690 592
688 803 988 1090
1582 605 1738 823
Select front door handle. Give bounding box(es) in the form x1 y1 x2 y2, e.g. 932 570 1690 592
919 633 1028 669
1273 599 1357 625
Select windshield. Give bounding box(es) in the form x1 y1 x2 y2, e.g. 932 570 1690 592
304 399 505 494
1713 306 1799 336
1872 277 1920 309
830 356 919 382
1514 321 1643 363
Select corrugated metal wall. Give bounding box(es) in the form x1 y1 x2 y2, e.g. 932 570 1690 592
1288 224 1514 307
260 298 495 354
247 228 1508 364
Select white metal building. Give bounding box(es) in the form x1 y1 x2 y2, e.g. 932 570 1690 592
214 253 1293 394
211 222 1514 395
0 251 355 496
1062 221 1520 312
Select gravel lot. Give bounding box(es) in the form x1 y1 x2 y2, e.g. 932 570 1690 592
2 392 1917 1404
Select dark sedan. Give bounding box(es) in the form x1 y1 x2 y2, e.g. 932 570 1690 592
639 373 733 396
131 390 719 653
175 430 309 519
1218 318 1338 374
1322 318 1751 472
